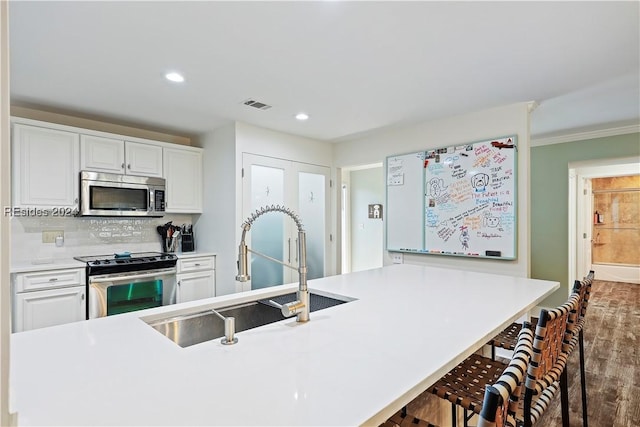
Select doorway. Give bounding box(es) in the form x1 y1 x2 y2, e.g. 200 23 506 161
341 163 384 274
569 157 640 287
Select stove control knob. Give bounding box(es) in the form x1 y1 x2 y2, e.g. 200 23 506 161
92 261 100 265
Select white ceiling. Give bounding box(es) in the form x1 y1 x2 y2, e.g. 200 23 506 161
8 1 640 142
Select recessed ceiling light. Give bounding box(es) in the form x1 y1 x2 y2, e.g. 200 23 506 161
295 113 309 121
165 72 185 83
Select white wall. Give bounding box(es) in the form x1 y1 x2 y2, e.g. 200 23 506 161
349 167 384 272
194 123 237 296
334 102 532 277
196 122 335 295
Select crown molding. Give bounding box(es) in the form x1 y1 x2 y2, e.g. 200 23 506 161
531 123 640 147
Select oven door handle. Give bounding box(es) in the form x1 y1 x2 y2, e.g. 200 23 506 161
89 268 176 284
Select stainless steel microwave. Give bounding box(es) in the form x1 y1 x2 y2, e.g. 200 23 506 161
79 171 166 217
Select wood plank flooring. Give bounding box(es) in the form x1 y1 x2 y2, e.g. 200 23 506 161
403 280 640 427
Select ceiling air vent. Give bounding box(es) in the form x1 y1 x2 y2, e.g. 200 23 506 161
243 99 272 111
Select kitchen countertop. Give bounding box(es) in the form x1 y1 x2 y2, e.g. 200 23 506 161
9 264 558 426
10 252 216 273
10 258 86 273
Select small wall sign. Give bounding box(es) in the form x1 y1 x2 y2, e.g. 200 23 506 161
368 204 383 219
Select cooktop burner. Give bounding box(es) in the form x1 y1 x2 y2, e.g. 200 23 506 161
75 252 177 274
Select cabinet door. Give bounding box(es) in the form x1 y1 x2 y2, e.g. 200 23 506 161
163 147 203 213
80 135 125 173
12 124 79 208
13 286 86 333
125 141 163 177
176 271 215 303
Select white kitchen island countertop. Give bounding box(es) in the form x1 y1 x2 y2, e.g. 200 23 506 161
10 264 558 426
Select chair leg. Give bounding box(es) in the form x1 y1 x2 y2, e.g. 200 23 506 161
451 403 457 427
560 368 570 427
579 330 588 427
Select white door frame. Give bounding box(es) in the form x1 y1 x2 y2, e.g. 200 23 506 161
568 156 640 291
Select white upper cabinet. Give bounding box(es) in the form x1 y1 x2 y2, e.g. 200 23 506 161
163 146 203 213
12 123 80 208
12 119 202 213
80 135 125 173
125 141 163 177
81 135 163 177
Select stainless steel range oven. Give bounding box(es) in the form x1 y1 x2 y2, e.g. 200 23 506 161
74 252 177 319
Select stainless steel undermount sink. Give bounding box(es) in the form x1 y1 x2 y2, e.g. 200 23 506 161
145 291 352 347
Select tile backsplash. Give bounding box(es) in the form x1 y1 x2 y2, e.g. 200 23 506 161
11 214 193 265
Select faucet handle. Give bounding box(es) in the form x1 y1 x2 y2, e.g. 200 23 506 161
281 300 306 318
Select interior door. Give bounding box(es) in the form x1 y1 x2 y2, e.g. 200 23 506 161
295 163 330 281
242 154 330 290
243 154 292 289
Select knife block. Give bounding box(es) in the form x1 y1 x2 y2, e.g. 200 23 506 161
181 233 194 252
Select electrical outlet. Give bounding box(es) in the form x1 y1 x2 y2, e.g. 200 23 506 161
391 253 404 264
42 230 64 243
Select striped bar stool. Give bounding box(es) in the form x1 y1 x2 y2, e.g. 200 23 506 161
490 270 593 426
567 270 594 427
489 270 593 362
427 323 536 427
383 323 534 427
428 285 582 427
477 323 535 427
521 290 582 427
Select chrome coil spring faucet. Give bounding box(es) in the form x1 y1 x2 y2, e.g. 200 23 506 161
236 205 309 322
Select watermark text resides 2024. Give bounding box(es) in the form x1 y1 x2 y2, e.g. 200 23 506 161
3 207 77 217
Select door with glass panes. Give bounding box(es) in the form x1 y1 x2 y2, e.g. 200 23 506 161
242 153 330 290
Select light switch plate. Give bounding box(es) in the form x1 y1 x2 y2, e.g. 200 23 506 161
42 230 64 243
391 253 404 264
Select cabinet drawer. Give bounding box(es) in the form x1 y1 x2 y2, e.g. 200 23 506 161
178 256 215 273
14 268 85 293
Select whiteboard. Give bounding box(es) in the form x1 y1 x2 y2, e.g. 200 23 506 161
385 136 518 260
385 152 425 251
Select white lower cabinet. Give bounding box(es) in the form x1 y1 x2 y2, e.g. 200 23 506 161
176 255 215 303
12 268 86 333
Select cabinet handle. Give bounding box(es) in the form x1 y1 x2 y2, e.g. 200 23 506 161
81 294 85 301
127 164 131 170
194 263 201 267
177 280 181 287
49 278 58 282
121 163 125 169
74 198 78 204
